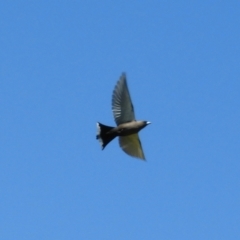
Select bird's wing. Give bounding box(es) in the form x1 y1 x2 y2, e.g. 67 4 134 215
119 134 145 160
112 73 135 125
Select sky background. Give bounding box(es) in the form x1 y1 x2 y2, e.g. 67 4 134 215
1 1 240 239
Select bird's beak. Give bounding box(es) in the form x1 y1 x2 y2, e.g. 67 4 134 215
146 121 151 125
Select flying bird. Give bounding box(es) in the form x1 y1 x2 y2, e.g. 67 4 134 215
96 73 151 160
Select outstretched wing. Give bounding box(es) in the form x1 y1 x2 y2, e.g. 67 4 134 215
119 134 145 160
112 73 135 125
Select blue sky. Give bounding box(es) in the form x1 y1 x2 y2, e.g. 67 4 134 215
1 1 240 239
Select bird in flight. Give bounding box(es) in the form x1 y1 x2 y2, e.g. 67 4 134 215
96 73 151 160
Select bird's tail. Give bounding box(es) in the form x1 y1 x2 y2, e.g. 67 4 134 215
96 122 116 149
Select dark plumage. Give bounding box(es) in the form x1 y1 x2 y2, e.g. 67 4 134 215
96 73 150 160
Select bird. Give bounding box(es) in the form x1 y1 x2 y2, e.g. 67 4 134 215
96 73 150 160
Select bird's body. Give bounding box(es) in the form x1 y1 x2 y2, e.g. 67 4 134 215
96 73 150 160
108 121 149 136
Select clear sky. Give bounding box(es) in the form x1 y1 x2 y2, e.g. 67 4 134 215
1 1 240 239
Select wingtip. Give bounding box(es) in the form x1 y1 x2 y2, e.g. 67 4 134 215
121 72 126 77
140 156 147 161
134 156 147 161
